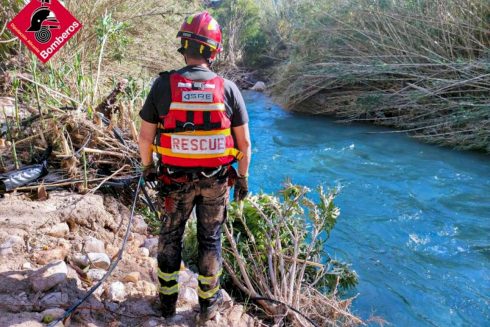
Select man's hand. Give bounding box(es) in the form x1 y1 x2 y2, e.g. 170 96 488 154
234 175 248 202
140 163 158 188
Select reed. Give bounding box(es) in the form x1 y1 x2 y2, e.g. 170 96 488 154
269 0 490 151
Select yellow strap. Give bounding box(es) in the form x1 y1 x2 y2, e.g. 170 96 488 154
198 269 223 285
153 145 243 160
163 129 231 137
158 269 180 282
198 285 220 299
160 284 179 295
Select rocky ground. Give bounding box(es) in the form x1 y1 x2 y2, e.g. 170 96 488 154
0 191 259 327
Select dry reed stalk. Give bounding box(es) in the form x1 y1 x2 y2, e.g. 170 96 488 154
271 0 489 151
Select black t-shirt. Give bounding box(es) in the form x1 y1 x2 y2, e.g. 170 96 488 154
139 66 249 127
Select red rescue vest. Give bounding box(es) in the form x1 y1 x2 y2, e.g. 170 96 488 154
152 73 243 168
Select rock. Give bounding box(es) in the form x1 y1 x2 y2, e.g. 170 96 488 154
133 216 148 235
66 265 83 289
71 253 90 268
142 319 164 327
136 280 157 297
105 244 119 258
106 281 126 302
143 237 158 256
87 269 107 281
122 271 140 284
239 314 255 327
139 247 150 257
31 261 68 292
40 292 68 309
41 308 66 324
178 287 198 306
84 236 105 253
0 235 24 256
0 246 13 256
222 289 232 303
47 223 70 238
72 242 82 252
35 246 69 265
227 305 244 326
22 262 32 270
179 269 194 285
251 81 266 92
87 252 111 270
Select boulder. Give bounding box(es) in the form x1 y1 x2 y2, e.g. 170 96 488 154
84 236 105 253
31 261 68 292
106 281 126 302
87 252 111 270
46 223 70 238
251 81 266 92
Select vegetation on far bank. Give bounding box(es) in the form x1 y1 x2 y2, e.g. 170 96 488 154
215 0 490 152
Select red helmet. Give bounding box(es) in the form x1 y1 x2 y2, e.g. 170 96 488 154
177 11 223 59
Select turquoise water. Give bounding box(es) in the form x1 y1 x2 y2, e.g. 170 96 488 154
243 91 490 326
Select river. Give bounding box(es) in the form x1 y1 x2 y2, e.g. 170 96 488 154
243 91 490 326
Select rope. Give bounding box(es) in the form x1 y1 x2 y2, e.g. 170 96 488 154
48 174 144 327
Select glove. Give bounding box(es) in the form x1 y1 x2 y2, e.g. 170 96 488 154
234 175 249 202
140 163 158 189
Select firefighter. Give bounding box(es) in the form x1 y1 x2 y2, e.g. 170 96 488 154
137 11 251 323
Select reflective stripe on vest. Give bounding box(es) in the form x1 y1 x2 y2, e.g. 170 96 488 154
155 73 243 168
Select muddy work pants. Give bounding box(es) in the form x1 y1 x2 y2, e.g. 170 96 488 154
156 172 228 314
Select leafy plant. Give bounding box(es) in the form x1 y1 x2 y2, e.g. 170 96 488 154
182 181 361 326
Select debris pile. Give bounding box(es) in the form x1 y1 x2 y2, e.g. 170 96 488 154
0 79 140 195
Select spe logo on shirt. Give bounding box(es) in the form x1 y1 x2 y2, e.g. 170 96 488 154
182 91 213 103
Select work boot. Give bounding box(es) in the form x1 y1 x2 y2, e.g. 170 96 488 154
160 293 177 318
196 290 223 325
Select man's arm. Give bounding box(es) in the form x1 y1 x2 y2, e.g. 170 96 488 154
232 123 251 176
138 121 157 166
